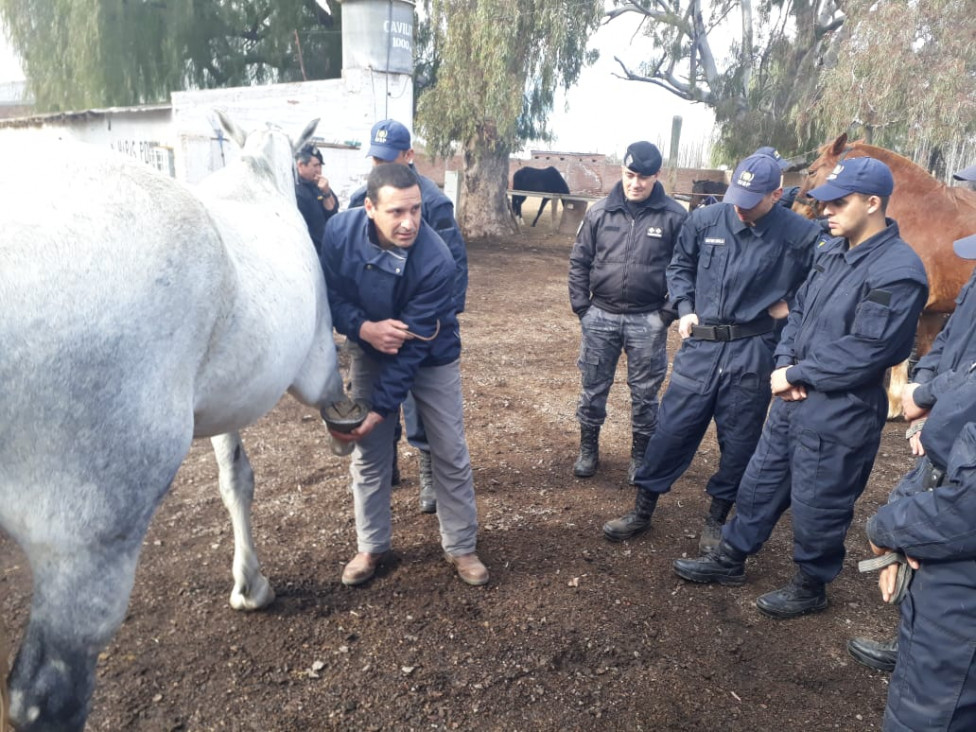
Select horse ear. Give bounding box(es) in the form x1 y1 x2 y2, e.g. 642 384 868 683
214 109 247 148
295 118 320 153
830 133 848 155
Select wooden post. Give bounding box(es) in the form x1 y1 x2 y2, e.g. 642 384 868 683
668 115 683 195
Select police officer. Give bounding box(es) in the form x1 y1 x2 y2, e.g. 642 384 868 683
349 119 469 513
865 365 976 731
849 162 976 672
294 144 339 252
603 153 822 550
322 163 486 587
568 141 687 483
673 157 929 619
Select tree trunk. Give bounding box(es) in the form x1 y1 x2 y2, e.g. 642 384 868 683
458 143 519 239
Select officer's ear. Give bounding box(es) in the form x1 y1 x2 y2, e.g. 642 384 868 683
364 195 376 219
865 194 882 215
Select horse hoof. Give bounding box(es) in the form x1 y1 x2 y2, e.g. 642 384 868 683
230 576 275 611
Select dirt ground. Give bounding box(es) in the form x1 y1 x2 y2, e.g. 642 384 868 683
1 216 916 731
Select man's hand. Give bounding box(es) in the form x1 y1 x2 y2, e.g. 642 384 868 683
909 428 925 456
316 176 337 211
329 411 384 443
870 541 921 603
771 366 807 401
359 319 414 354
678 313 699 339
767 299 790 320
901 382 929 421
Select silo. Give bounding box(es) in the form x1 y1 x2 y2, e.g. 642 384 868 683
341 0 415 75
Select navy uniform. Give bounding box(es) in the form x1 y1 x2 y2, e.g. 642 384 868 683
349 119 469 513
866 368 976 731
603 153 822 548
674 157 929 619
294 145 339 252
568 141 687 482
849 163 976 673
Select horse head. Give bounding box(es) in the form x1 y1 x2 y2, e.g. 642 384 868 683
214 111 319 202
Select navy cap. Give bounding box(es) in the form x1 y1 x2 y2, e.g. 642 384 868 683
367 119 412 161
724 154 784 208
953 164 976 182
296 144 323 164
623 141 662 176
954 234 976 259
754 146 791 171
807 157 894 201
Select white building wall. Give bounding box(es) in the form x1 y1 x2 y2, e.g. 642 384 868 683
171 68 413 205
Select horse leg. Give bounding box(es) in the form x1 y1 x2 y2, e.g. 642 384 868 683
531 198 550 227
1 621 10 731
7 540 143 731
211 433 274 611
887 360 909 420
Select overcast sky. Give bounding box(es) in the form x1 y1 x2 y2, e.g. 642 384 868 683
541 14 717 161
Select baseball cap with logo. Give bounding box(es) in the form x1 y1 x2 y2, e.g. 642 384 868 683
953 164 976 183
954 165 976 258
753 145 791 171
723 154 784 209
623 141 663 176
367 119 412 161
807 157 894 202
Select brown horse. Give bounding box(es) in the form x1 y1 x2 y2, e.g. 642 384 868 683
794 133 976 418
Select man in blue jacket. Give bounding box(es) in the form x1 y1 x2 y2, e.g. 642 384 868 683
568 141 687 483
865 367 976 731
322 163 487 588
849 162 976 673
349 119 468 514
674 157 929 619
603 153 822 550
295 144 339 253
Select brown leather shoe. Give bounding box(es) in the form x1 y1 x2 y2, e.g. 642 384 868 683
341 552 383 587
446 553 489 586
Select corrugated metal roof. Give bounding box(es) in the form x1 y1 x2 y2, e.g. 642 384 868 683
0 102 171 128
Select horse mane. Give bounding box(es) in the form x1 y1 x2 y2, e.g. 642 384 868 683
843 140 947 197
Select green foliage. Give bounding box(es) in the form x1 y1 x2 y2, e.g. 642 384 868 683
810 0 976 155
0 0 341 113
415 0 603 159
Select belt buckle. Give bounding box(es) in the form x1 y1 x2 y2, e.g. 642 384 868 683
714 324 732 341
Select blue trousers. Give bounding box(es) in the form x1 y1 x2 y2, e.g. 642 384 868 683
884 561 976 731
633 334 775 504
723 390 885 583
575 306 668 438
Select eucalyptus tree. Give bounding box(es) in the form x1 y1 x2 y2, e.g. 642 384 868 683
415 0 603 237
0 0 340 112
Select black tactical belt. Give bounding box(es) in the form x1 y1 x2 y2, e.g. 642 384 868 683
691 319 773 341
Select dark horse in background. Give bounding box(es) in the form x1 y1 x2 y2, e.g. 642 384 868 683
689 179 728 210
511 166 570 227
794 133 976 418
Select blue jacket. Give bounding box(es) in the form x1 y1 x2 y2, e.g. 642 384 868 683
778 220 929 395
911 268 976 407
668 202 823 323
321 208 460 417
296 178 338 254
568 180 687 316
349 167 468 314
867 375 976 561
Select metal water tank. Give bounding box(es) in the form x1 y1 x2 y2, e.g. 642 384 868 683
341 0 415 74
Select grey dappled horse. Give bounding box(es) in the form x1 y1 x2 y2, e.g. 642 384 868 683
0 112 343 730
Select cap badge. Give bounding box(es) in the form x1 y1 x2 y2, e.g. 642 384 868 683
737 170 754 187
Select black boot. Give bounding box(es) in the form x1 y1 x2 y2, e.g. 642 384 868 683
627 432 651 485
699 497 734 554
848 637 898 672
673 540 746 586
756 569 828 618
573 425 600 478
418 450 436 513
603 490 658 542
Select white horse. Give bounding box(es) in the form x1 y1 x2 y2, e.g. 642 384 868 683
0 112 343 730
